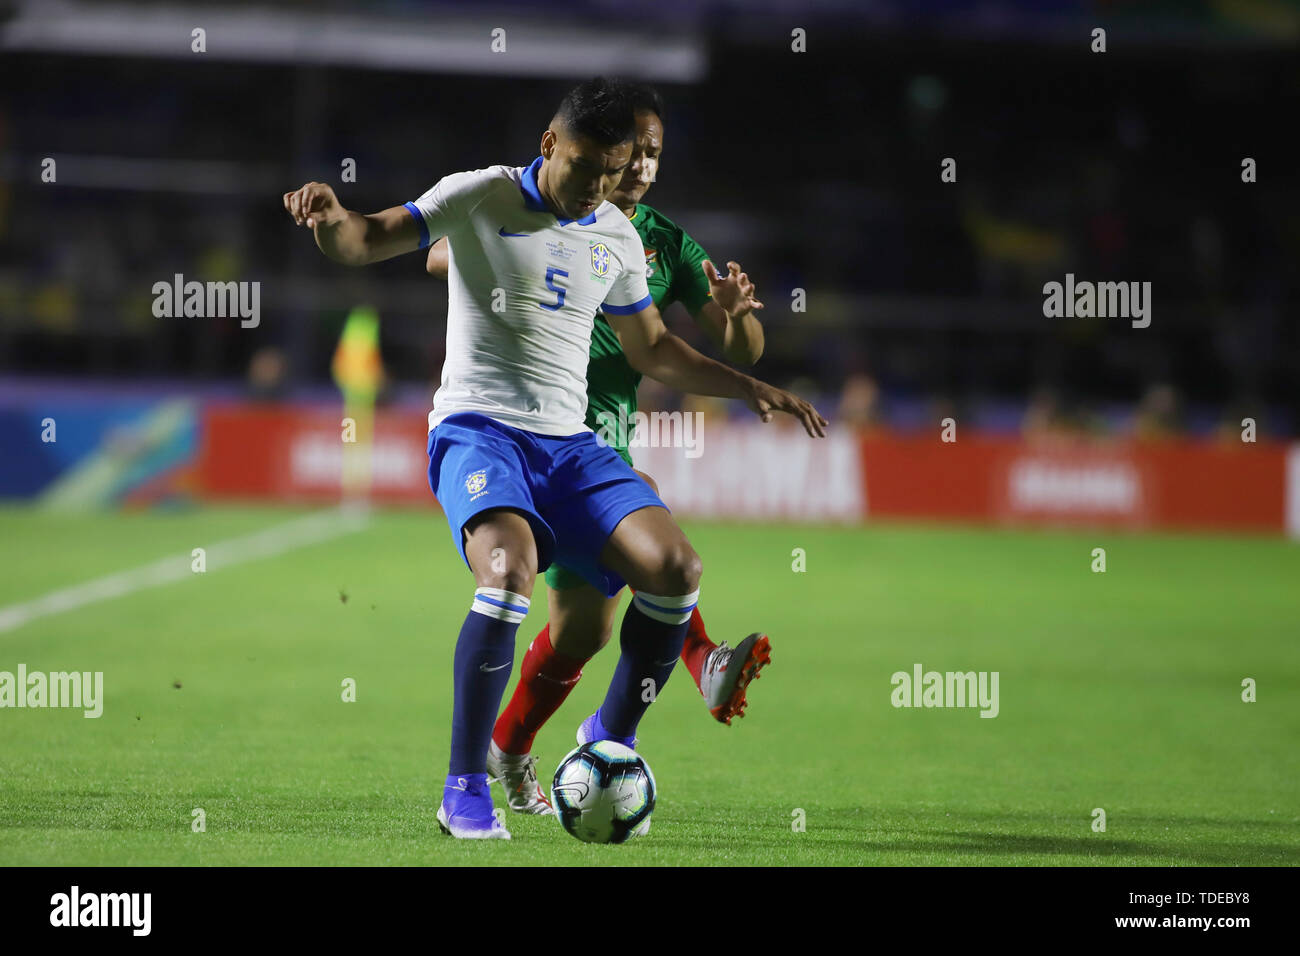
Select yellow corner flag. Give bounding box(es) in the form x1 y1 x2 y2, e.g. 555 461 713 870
332 306 384 503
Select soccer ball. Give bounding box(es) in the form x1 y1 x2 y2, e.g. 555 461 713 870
551 741 656 844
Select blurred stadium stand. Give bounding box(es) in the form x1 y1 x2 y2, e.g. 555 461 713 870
1 0 1297 445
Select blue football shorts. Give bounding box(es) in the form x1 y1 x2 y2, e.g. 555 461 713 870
426 412 667 597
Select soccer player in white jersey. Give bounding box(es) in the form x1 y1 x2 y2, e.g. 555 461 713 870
427 85 775 817
284 77 826 840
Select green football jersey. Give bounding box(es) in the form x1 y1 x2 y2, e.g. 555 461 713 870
585 203 713 461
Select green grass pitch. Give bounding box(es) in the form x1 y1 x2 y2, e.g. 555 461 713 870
0 503 1296 866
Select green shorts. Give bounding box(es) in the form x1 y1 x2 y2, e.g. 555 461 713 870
545 441 633 590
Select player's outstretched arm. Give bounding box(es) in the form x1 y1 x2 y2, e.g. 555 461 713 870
426 237 450 278
608 304 827 437
694 259 765 366
283 181 422 266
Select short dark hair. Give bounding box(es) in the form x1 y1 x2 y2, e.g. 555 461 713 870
553 77 637 146
628 83 665 123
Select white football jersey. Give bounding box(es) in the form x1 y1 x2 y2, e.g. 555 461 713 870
405 157 652 436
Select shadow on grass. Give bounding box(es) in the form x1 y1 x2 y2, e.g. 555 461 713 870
9 795 1296 865
668 806 1300 865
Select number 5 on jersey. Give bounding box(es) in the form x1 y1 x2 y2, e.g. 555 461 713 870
540 267 569 312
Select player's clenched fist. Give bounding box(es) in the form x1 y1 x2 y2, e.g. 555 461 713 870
282 182 345 229
742 378 828 438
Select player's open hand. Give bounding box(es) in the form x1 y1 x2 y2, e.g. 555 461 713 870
743 378 828 437
283 182 345 230
703 259 764 320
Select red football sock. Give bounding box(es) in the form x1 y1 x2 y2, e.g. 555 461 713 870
492 624 588 756
679 605 716 693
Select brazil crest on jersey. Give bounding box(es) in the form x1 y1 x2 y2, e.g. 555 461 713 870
586 204 714 462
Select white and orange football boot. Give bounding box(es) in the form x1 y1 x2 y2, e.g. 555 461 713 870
487 740 556 816
700 632 771 725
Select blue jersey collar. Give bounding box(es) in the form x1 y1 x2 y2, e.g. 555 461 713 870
520 155 598 226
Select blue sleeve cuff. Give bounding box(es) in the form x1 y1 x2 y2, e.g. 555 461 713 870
403 202 431 249
601 293 653 315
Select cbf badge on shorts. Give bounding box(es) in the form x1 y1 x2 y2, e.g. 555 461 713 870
465 469 488 501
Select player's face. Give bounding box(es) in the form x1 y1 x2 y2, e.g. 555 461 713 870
608 111 663 210
541 131 633 220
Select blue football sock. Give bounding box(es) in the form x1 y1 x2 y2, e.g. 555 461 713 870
448 587 529 775
598 589 699 739
587 708 634 748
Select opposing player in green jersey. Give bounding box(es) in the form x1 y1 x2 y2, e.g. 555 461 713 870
426 85 773 814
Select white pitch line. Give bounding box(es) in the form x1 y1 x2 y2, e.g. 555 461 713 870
0 505 371 634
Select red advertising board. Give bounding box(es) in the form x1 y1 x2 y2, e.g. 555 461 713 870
857 434 1285 533
198 404 434 505
196 403 1295 536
